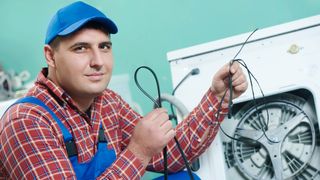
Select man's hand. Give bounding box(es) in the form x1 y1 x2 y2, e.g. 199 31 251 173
211 61 248 107
128 108 175 166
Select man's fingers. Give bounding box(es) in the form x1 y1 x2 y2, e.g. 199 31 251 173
164 129 175 140
215 63 231 80
231 72 246 86
234 81 248 93
144 108 168 122
152 109 169 125
230 62 243 79
229 61 240 74
160 120 173 132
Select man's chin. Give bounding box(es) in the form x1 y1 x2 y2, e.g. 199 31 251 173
84 81 109 96
90 89 105 97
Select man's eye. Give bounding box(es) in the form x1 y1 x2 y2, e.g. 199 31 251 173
74 46 86 52
100 43 112 50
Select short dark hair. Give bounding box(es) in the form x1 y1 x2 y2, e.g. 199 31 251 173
49 21 110 50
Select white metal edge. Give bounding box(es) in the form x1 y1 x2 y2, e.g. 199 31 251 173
167 14 320 61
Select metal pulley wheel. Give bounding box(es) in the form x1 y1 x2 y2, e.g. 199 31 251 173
223 92 320 180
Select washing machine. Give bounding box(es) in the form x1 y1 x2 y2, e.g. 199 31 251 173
167 15 320 180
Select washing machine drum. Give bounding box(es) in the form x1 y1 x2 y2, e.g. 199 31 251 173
223 93 320 180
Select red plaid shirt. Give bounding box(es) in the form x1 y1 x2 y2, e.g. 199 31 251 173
0 68 227 179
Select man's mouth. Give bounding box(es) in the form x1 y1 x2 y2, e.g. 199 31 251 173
85 72 105 81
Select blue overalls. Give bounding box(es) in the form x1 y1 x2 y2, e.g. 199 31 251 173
9 97 200 180
11 97 116 179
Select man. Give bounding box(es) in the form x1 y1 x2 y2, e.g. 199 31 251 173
0 1 247 179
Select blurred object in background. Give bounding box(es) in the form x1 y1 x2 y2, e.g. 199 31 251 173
0 65 31 101
0 70 13 101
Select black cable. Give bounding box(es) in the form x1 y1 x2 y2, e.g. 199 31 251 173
168 68 201 172
239 59 280 143
170 68 200 123
232 29 259 60
133 29 280 179
220 59 271 142
227 28 258 119
227 61 234 119
134 66 168 180
215 28 280 144
134 66 161 108
134 66 195 180
213 29 260 141
232 59 269 142
172 68 200 96
228 59 272 142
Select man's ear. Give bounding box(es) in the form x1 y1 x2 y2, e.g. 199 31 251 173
44 45 56 68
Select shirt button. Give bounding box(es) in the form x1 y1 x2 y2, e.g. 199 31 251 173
208 106 213 111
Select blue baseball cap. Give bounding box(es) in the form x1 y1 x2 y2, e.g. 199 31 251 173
45 1 118 44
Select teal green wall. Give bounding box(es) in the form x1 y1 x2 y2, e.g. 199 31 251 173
1 0 320 113
1 0 320 179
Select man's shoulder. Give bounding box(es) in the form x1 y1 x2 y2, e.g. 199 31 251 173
2 100 52 120
0 101 53 134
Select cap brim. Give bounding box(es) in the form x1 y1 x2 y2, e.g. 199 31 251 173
58 16 118 36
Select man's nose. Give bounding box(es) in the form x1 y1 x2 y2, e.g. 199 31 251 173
90 48 104 67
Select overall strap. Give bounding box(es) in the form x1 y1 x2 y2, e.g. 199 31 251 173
98 125 107 142
10 96 106 157
10 97 76 156
14 97 73 142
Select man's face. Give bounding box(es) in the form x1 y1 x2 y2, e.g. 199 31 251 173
50 28 113 99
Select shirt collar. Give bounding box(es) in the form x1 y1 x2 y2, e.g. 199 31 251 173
36 68 71 101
